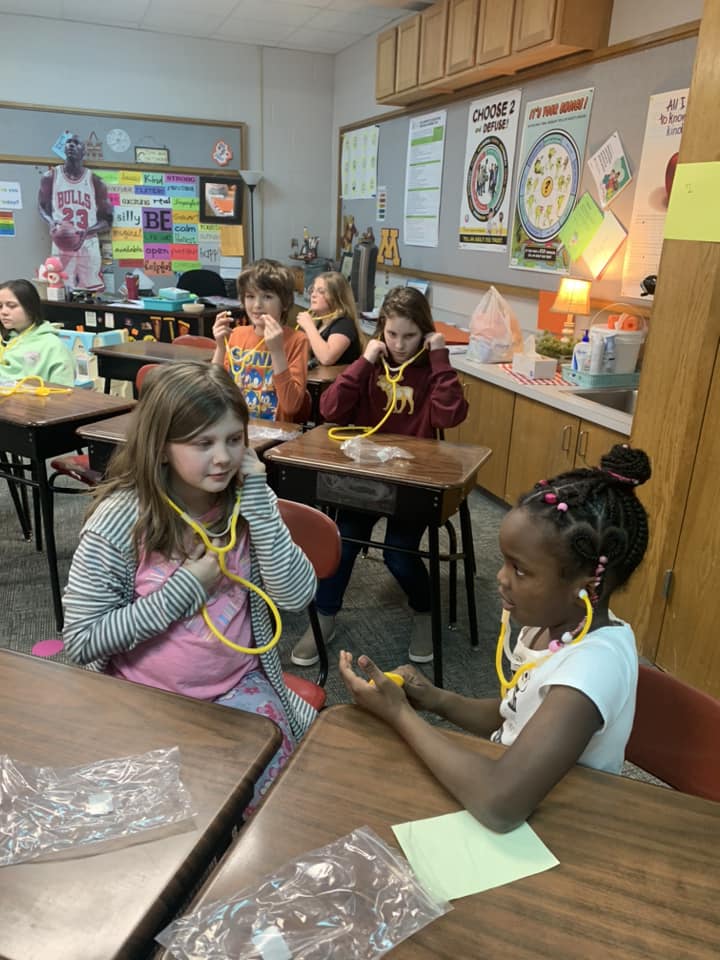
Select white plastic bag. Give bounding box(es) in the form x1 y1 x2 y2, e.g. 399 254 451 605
467 285 522 363
340 437 414 464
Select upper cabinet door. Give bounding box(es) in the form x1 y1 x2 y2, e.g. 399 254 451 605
419 1 449 85
446 0 478 75
395 15 421 92
476 0 515 65
375 27 397 101
513 0 557 52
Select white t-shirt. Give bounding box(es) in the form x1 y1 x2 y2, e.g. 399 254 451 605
491 622 638 773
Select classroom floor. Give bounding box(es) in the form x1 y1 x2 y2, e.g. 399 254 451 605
0 471 663 785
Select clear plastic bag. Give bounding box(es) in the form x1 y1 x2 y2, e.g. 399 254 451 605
467 285 522 363
248 425 301 442
0 746 194 866
340 437 415 464
156 826 451 959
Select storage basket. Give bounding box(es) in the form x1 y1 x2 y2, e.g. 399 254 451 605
141 295 194 312
562 365 640 388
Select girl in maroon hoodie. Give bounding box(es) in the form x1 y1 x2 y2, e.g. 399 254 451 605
291 286 468 668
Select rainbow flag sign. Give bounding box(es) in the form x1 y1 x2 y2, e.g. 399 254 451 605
0 210 15 237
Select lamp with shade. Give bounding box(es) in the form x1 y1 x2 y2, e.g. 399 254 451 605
550 277 591 342
239 170 263 263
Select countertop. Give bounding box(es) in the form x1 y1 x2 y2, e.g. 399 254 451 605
451 353 633 436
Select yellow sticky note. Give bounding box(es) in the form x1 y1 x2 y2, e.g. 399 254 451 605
392 810 558 901
664 162 720 242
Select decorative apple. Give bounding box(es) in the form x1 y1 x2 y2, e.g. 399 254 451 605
665 152 679 202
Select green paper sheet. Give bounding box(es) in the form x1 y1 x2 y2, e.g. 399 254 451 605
558 192 603 261
392 810 558 901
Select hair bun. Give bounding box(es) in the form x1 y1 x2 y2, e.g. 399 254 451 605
600 444 652 487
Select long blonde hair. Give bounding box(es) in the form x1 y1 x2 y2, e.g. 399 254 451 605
313 271 365 345
87 362 249 560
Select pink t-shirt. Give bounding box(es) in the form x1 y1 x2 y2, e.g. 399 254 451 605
109 523 256 699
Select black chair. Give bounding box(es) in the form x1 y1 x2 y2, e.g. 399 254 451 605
177 269 227 298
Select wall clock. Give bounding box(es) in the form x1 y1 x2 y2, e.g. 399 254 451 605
106 128 131 153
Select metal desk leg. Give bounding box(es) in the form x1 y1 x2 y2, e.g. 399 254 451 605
428 523 444 688
31 462 43 552
36 461 64 632
459 499 479 649
1 453 32 541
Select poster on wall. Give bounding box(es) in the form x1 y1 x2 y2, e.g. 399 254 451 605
340 124 379 199
458 90 521 252
509 88 594 275
403 110 447 248
621 88 688 300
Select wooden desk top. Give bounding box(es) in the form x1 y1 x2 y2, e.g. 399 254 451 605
264 424 491 492
158 705 720 960
92 340 214 363
306 363 347 386
77 413 299 454
0 650 282 960
0 386 135 428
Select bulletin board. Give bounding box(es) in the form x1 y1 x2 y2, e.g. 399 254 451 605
338 30 697 304
0 102 245 291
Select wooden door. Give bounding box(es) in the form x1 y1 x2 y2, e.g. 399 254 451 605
375 28 397 101
655 347 720 696
419 1 449 85
575 421 626 470
463 376 514 499
446 0 478 74
395 15 421 92
512 0 557 52
476 0 514 64
505 396 576 504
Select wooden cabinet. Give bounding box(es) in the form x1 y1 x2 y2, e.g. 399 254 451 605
476 0 515 66
506 0 613 72
446 0 479 74
446 374 515 499
375 27 397 101
505 396 625 504
419 0 449 86
395 15 420 93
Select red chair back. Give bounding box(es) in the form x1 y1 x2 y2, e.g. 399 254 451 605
277 499 341 580
135 363 161 395
626 664 720 801
173 335 216 349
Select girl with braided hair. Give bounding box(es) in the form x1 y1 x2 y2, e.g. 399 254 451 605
339 444 651 833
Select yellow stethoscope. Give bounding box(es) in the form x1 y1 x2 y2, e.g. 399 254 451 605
165 490 282 655
327 344 427 442
495 589 594 697
0 374 72 399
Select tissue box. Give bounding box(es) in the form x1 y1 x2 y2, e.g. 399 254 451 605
511 353 558 379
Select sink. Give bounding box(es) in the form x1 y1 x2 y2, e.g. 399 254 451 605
570 388 638 415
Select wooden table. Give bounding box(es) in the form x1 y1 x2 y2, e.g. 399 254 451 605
265 426 491 685
93 340 214 394
157 704 720 960
77 413 300 474
0 387 136 629
0 649 282 960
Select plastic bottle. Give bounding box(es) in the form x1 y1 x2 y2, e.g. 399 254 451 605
603 333 616 373
589 329 605 374
571 330 591 373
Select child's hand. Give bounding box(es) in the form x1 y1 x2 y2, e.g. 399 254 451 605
212 311 234 347
295 310 316 334
392 664 442 713
239 446 266 477
424 331 445 351
338 650 411 725
363 339 387 364
263 315 285 352
183 539 222 593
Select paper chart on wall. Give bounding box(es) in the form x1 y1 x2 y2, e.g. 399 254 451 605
403 110 447 248
458 90 521 253
340 124 379 199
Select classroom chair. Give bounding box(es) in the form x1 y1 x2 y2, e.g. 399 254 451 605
277 498 341 710
173 334 217 349
625 664 720 802
177 269 226 298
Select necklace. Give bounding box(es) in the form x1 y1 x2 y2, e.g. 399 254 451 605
165 490 282 655
495 590 593 697
0 324 37 365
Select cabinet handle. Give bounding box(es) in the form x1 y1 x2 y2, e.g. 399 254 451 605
577 429 589 459
561 424 572 452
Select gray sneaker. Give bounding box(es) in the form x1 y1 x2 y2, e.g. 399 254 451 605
408 612 434 663
291 614 336 667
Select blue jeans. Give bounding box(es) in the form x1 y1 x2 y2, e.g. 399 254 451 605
316 509 431 616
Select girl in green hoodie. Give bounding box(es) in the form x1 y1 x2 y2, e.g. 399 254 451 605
0 279 75 386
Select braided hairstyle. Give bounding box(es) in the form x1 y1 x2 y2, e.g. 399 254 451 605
518 445 651 601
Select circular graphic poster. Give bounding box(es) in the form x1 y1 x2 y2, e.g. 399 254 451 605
466 136 509 223
517 129 580 241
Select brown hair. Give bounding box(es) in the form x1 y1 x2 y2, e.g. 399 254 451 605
312 271 364 343
375 287 435 365
88 361 249 559
237 258 295 324
0 279 45 329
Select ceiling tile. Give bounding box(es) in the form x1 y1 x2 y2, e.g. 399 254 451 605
0 0 63 14
283 25 362 52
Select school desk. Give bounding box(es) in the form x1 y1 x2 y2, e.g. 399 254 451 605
0 386 136 630
0 649 282 960
264 426 491 686
155 704 720 960
305 362 347 422
76 413 300 474
42 297 223 341
93 339 214 394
